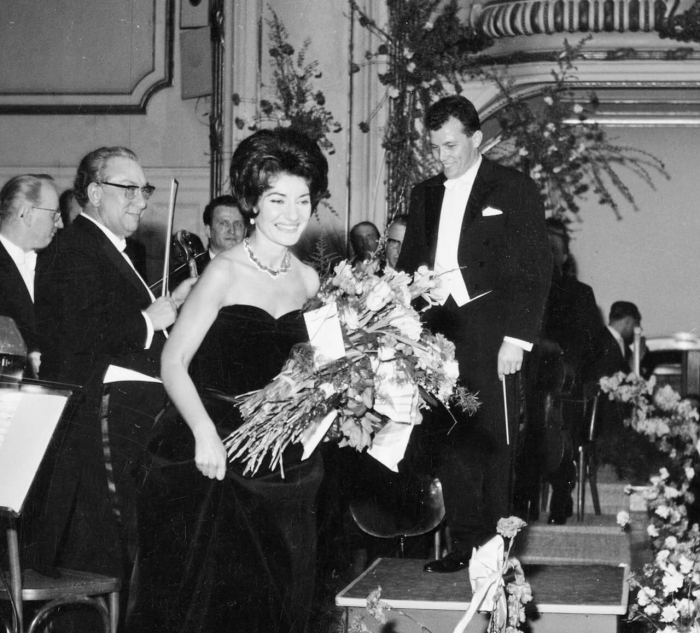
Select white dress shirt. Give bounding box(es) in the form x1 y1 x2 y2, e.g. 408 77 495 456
81 213 156 348
433 157 532 352
0 233 36 301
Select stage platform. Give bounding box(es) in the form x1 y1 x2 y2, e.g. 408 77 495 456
336 557 629 633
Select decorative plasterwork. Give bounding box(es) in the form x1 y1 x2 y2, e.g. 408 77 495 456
0 0 173 114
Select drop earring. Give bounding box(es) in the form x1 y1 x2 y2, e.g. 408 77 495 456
250 217 256 225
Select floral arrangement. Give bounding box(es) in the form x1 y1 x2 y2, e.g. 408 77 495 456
224 261 478 475
600 371 700 631
351 1 668 221
233 10 342 155
348 516 532 633
350 0 492 215
482 37 669 222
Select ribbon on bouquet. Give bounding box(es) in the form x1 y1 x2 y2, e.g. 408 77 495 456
367 351 422 471
453 535 524 633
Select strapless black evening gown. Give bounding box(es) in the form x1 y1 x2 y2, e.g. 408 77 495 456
131 305 323 633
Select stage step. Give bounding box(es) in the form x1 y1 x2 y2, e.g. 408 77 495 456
514 514 632 566
337 557 629 633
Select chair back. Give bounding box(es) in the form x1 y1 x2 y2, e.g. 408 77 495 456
349 474 445 540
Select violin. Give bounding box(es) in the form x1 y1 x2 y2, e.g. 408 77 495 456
170 230 205 280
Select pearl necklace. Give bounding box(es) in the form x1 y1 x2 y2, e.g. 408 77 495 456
243 238 291 279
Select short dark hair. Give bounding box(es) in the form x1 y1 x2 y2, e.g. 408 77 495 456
349 221 380 253
609 301 641 323
73 146 138 208
545 217 571 253
0 174 55 220
388 214 409 229
425 95 480 136
229 128 329 218
59 189 80 225
203 195 240 227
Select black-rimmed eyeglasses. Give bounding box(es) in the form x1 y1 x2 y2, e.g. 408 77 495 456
99 181 156 201
32 207 61 222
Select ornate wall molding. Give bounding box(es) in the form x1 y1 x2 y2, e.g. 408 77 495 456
0 0 173 114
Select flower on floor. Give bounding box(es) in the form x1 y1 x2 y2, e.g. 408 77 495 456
617 510 631 532
224 260 479 475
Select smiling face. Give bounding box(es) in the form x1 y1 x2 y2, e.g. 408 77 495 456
429 116 483 180
253 173 311 248
89 156 149 238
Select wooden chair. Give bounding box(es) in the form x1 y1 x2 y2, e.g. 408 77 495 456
0 515 121 633
576 393 602 521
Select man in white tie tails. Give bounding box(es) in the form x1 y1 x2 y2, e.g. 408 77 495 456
31 147 195 626
0 174 62 377
397 96 551 573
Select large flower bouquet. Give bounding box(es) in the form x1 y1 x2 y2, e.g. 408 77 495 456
224 261 479 475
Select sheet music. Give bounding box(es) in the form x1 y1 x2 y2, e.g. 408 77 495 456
0 390 68 514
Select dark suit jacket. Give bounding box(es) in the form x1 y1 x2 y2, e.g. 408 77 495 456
586 326 630 384
397 156 551 346
38 215 164 388
0 240 39 355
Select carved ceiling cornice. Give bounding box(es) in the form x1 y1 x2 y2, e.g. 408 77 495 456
460 0 700 125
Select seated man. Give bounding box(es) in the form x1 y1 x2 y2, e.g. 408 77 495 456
0 174 62 377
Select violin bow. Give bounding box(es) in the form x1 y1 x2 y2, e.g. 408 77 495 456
161 178 179 297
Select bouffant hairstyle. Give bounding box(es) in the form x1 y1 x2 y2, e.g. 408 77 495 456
425 95 481 137
73 146 138 208
229 128 328 218
0 174 55 220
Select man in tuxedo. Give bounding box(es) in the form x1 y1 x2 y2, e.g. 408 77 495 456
397 95 551 573
32 147 195 610
0 174 62 377
588 301 641 379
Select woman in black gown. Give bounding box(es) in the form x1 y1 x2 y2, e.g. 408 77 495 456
132 128 328 633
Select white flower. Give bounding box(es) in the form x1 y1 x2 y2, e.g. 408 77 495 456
616 511 630 528
342 306 360 332
664 536 678 549
661 604 679 622
377 345 396 362
679 555 694 574
365 280 393 312
664 486 682 499
686 466 695 481
543 96 553 105
423 20 434 30
657 549 670 562
573 104 583 113
402 47 414 59
546 122 556 132
406 62 416 73
518 147 529 157
637 586 655 606
660 467 670 480
644 603 660 615
656 505 671 518
661 564 685 595
387 307 422 341
388 87 400 99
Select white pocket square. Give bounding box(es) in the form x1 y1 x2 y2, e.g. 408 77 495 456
482 207 503 216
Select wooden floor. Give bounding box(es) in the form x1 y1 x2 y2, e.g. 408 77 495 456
336 557 629 633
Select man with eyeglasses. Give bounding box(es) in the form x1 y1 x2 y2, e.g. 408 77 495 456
0 173 62 378
30 147 195 624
